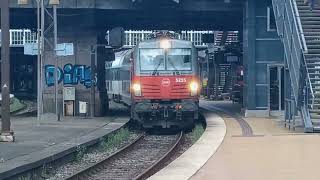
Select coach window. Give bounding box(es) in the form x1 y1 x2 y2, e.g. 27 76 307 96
123 53 131 65
113 71 117 80
267 6 276 31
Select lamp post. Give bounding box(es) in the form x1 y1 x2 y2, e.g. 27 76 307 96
0 0 14 142
18 0 43 125
50 0 60 121
19 0 60 121
90 46 96 118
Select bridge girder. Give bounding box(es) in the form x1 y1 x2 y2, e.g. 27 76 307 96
11 0 243 12
9 0 244 30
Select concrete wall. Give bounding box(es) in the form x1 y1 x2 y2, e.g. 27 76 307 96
243 0 284 117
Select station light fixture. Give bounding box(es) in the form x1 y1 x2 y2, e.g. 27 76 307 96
49 0 60 5
160 39 171 49
17 0 29 5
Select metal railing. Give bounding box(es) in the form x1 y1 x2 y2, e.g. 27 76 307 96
123 30 215 48
292 0 308 53
179 30 215 47
292 0 314 110
107 30 240 48
272 0 313 131
3 29 239 49
124 30 153 47
0 29 37 47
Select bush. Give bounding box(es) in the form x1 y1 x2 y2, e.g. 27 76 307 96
190 124 205 143
100 128 130 150
75 146 86 162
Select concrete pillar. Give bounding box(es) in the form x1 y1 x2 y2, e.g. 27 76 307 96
243 0 256 110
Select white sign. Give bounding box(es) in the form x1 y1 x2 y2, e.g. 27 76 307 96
0 94 14 101
63 87 75 101
24 43 39 56
79 101 88 114
56 43 74 56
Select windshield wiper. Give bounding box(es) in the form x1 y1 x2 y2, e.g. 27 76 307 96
167 57 180 75
152 60 163 76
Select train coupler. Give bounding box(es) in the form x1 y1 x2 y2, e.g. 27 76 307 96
176 111 182 121
163 107 169 118
151 110 156 117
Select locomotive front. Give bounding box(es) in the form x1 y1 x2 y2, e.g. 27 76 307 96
131 38 200 129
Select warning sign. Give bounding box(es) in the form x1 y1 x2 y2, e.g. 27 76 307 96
79 101 88 114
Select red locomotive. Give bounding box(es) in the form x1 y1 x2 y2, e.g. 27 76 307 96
106 35 200 129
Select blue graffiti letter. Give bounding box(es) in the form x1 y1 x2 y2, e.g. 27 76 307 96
45 65 55 86
45 65 63 86
63 64 73 85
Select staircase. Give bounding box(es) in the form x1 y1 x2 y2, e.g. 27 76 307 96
296 0 320 130
219 64 232 93
211 64 232 99
272 0 319 132
219 64 229 85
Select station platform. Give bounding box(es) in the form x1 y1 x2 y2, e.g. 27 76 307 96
150 100 320 180
0 104 129 179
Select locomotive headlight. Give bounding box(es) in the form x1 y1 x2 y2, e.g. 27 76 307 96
132 83 142 96
160 39 171 49
189 81 199 96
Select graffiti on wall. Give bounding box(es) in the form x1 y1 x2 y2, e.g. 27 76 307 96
45 64 96 88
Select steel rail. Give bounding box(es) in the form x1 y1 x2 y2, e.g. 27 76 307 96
65 134 145 180
133 131 184 180
65 132 183 180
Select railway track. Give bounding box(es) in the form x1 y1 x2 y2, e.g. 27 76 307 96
65 132 183 180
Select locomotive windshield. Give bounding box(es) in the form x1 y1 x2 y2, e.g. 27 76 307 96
139 48 192 73
167 49 192 71
139 49 165 71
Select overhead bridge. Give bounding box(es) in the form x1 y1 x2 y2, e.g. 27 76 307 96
1 29 238 48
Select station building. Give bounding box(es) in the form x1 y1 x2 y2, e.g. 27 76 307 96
4 0 315 131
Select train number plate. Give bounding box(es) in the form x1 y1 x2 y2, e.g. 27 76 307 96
176 78 187 83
